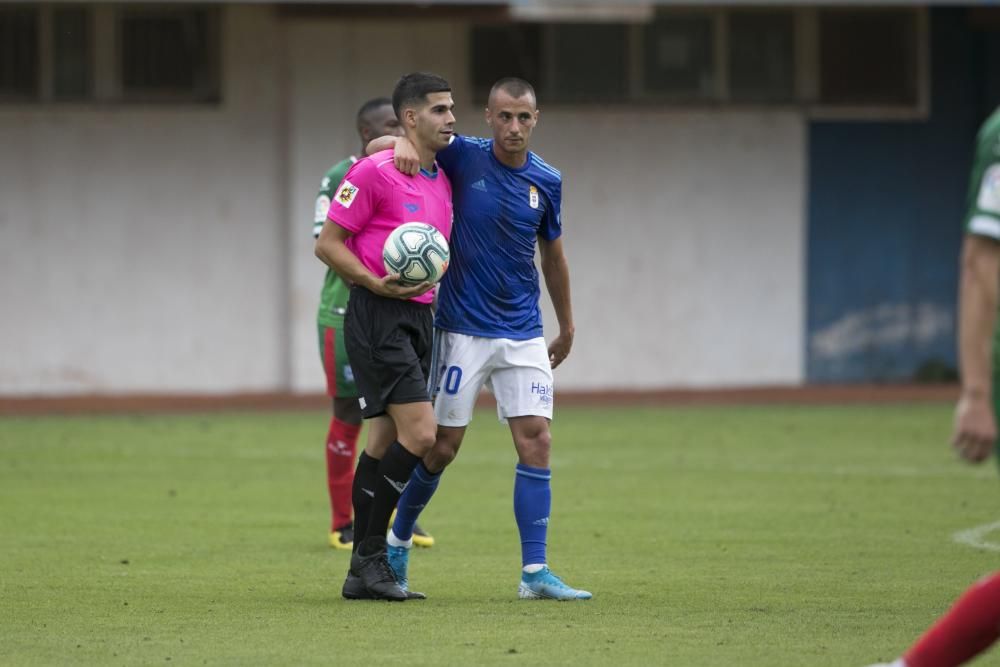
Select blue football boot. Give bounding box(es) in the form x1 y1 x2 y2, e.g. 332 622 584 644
518 567 592 601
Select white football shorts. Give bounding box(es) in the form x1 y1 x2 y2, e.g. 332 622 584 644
429 330 554 427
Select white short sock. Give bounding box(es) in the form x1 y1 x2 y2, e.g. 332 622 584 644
386 530 413 549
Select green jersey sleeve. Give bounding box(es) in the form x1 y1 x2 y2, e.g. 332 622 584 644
313 156 357 238
964 108 1000 241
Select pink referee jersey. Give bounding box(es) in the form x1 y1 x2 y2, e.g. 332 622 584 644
327 149 453 305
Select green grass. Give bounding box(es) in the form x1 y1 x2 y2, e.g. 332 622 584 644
2 404 999 666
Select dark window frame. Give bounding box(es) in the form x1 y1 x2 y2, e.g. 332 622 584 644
116 4 221 104
0 5 41 102
468 6 927 118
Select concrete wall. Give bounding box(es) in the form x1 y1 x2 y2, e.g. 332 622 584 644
0 7 807 396
532 109 805 389
0 6 286 394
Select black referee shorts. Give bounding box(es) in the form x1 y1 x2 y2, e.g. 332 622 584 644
344 286 434 419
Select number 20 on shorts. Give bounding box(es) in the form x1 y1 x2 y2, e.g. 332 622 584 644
437 365 462 395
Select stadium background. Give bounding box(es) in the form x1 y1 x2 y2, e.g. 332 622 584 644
2 1 999 399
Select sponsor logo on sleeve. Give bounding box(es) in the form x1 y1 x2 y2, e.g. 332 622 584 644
314 195 331 222
529 185 539 209
336 180 359 209
977 164 1000 214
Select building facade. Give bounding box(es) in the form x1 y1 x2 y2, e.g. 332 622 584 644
0 4 996 395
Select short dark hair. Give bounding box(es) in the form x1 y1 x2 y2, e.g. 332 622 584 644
489 77 536 106
356 97 392 127
392 72 451 118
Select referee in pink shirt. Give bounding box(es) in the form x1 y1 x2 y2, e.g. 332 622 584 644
315 72 455 602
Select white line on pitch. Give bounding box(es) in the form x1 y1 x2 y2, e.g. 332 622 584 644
953 520 1000 552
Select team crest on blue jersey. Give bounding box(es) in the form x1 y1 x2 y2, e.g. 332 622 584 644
529 185 539 209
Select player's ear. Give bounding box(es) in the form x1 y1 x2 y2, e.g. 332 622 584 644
484 107 491 127
402 107 417 128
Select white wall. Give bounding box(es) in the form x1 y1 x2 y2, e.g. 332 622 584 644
535 110 806 388
0 6 286 394
0 9 805 396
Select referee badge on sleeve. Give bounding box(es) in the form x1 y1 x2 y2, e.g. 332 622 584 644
337 181 359 209
529 185 539 209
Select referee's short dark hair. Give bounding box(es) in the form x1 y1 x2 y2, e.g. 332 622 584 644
392 72 451 118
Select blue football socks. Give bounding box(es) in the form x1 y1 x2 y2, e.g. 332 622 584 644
514 463 551 567
391 461 442 542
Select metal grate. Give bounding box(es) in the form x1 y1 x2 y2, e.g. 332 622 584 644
53 7 92 100
119 7 217 101
0 6 39 100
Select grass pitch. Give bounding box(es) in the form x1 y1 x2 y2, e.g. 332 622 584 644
2 404 999 666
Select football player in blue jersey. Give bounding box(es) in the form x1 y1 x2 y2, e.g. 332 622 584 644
369 77 590 600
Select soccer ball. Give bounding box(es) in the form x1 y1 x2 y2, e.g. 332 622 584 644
382 222 450 285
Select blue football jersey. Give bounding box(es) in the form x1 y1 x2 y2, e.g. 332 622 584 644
434 134 562 340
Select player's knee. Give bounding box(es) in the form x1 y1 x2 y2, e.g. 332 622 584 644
530 429 552 455
405 426 437 456
522 423 551 450
428 439 459 469
514 424 551 465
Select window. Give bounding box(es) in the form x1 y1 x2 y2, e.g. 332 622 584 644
469 6 926 116
548 24 628 102
52 7 92 100
642 13 715 99
728 11 795 103
0 3 219 105
470 25 542 102
818 8 920 107
119 6 219 102
0 6 39 101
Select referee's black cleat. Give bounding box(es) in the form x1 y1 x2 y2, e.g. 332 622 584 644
343 570 425 600
351 536 408 601
341 570 372 600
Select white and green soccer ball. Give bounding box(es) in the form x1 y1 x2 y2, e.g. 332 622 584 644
382 222 450 286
